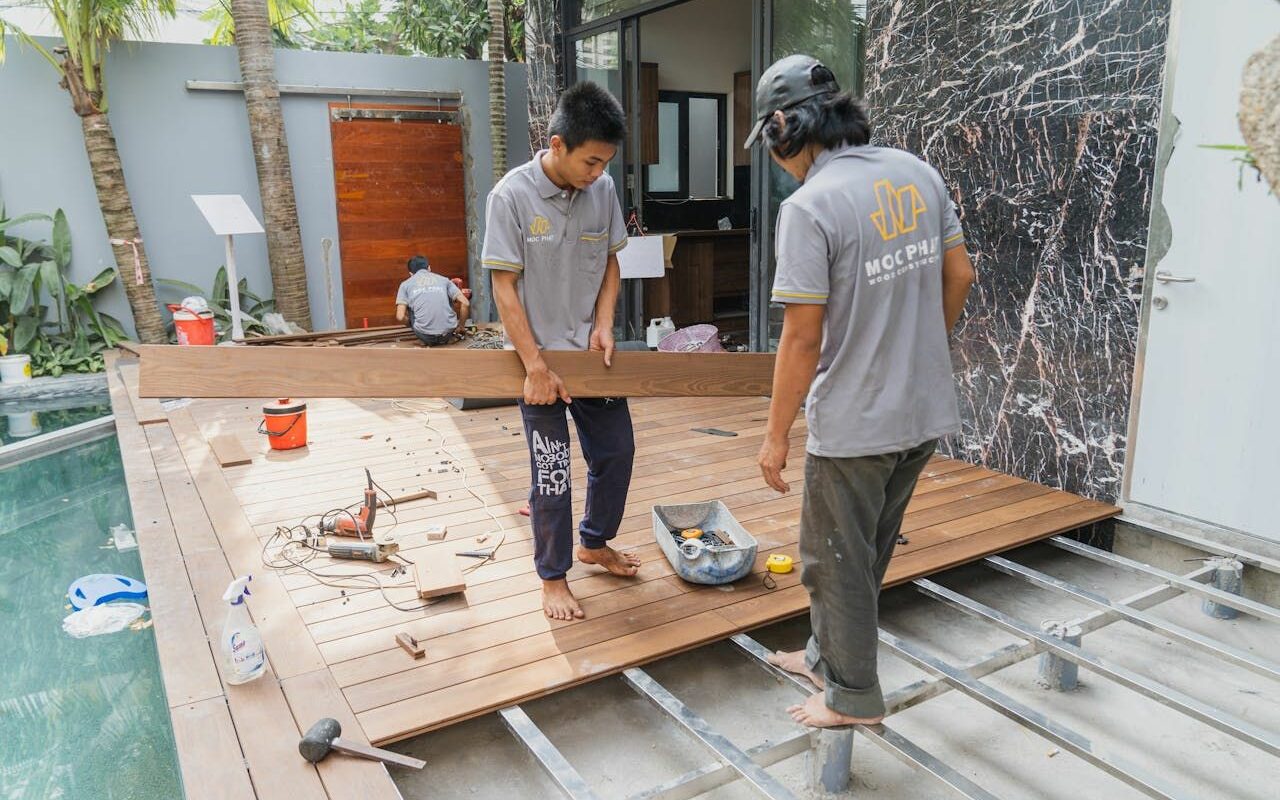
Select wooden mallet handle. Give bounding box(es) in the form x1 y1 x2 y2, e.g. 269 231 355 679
330 737 426 770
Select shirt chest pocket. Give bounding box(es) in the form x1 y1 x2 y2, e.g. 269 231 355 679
577 228 609 275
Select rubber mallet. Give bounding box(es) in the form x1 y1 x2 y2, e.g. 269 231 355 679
299 718 425 769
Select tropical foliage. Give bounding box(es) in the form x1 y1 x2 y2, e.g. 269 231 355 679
0 204 127 376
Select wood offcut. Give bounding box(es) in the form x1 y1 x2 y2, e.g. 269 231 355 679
208 434 253 468
135 346 776 399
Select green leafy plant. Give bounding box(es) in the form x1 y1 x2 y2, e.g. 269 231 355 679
0 203 126 376
300 0 525 60
158 266 276 342
200 0 319 47
1200 144 1264 191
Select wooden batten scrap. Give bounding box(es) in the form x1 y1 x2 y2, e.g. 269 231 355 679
396 632 426 659
414 560 465 599
389 489 438 505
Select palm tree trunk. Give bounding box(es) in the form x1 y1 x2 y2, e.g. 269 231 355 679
488 0 508 183
523 0 559 156
80 113 167 343
231 0 313 330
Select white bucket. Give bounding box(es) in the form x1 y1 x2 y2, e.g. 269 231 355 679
6 411 41 438
0 354 32 384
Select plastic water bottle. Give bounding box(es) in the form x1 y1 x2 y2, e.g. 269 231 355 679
221 575 266 684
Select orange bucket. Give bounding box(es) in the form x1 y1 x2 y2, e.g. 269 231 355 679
168 304 215 346
258 398 308 450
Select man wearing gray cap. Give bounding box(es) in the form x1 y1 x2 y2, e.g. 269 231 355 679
749 55 976 728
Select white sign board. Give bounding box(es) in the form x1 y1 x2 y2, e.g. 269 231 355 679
191 194 265 236
616 235 666 280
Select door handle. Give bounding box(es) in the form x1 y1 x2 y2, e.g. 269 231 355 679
1155 272 1196 284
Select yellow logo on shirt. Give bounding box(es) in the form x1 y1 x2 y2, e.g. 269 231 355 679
869 180 928 241
529 216 551 236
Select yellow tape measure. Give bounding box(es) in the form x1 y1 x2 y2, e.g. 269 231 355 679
679 528 704 540
766 554 794 574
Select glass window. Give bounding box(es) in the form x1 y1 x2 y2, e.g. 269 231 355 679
688 97 720 199
762 1 866 349
575 0 653 26
648 102 681 192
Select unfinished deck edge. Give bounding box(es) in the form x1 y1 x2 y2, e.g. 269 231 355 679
359 495 1119 744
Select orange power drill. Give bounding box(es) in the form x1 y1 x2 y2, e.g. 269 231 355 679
324 468 378 538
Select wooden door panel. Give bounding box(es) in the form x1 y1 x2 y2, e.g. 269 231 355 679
331 107 468 328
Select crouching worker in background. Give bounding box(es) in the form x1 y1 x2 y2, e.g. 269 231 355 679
395 254 469 346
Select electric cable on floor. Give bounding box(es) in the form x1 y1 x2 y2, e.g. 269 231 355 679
391 399 510 574
257 399 514 613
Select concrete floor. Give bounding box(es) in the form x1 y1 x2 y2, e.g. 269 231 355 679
386 532 1280 799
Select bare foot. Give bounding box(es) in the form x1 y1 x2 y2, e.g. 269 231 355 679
787 692 883 729
576 544 641 577
767 650 825 689
542 579 584 621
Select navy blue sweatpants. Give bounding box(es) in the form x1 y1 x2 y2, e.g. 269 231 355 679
518 398 635 580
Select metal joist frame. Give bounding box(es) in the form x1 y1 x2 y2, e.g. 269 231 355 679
878 629 1194 800
730 634 1004 800
912 578 1280 758
983 554 1280 681
627 733 811 800
621 667 799 800
883 562 1218 715
498 706 601 800
1050 536 1280 624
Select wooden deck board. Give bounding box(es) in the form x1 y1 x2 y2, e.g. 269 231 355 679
153 394 1118 746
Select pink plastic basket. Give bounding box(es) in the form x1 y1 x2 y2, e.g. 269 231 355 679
657 324 724 353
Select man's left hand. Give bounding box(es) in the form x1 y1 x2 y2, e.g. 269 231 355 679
589 326 616 367
758 435 791 493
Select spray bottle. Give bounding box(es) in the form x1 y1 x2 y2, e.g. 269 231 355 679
221 575 266 684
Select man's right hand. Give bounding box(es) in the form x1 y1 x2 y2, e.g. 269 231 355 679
524 364 572 405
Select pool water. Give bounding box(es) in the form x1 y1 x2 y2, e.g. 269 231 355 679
0 399 112 446
0 430 183 799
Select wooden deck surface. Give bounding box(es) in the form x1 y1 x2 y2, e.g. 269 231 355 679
111 364 1118 760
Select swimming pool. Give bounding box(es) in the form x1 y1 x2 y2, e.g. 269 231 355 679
0 426 183 798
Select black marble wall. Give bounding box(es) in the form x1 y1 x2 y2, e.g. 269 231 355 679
863 0 1170 500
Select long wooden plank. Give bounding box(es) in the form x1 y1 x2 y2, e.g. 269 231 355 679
136 345 775 398
170 698 256 800
280 670 403 800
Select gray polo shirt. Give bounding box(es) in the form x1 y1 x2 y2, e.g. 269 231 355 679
772 144 966 458
396 270 460 336
482 151 628 350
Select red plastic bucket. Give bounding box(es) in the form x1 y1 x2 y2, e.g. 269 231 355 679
258 398 308 450
169 304 215 346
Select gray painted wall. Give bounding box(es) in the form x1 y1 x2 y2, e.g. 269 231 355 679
0 38 528 334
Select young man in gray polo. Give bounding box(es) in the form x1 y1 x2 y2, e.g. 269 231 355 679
482 82 641 621
747 55 976 728
395 255 470 346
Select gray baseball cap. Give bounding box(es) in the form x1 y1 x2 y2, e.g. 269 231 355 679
742 54 841 149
